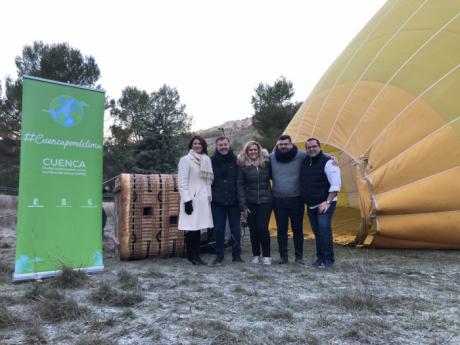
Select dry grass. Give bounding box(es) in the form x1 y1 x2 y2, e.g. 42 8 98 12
89 281 143 307
0 214 16 228
0 213 459 344
90 317 118 332
0 195 17 228
209 333 242 345
24 282 57 301
342 317 393 343
141 268 168 278
75 336 114 345
145 327 162 342
232 285 259 297
0 294 16 306
0 305 20 329
329 287 382 313
23 283 90 322
23 326 48 345
1 242 11 248
0 195 17 208
0 262 12 282
263 308 295 321
303 332 321 345
119 309 136 319
117 269 139 289
50 265 89 289
187 319 247 345
34 292 90 323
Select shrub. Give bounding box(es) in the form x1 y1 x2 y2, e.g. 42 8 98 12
90 282 142 307
117 270 139 289
50 265 88 289
35 294 90 322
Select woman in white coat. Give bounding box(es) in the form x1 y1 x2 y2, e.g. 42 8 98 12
178 135 214 265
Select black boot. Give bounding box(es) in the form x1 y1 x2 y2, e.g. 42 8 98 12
185 232 197 265
187 255 197 265
193 255 208 266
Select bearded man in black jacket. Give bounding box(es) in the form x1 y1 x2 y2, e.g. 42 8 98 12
301 138 341 268
210 137 242 265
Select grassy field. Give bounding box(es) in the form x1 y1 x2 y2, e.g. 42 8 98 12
0 197 459 345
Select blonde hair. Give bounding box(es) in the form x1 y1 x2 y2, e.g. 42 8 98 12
237 140 270 167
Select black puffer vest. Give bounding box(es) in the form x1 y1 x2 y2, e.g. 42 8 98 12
211 150 238 205
300 152 331 206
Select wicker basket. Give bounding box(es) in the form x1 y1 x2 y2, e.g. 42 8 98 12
113 173 185 260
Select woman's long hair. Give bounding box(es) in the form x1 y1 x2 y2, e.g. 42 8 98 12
188 135 208 155
237 140 269 167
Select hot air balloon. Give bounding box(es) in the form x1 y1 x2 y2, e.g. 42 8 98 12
284 0 460 248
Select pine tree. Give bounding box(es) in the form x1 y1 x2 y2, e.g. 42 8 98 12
251 76 301 150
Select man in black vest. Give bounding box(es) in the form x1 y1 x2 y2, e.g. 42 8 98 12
300 138 341 268
211 136 242 265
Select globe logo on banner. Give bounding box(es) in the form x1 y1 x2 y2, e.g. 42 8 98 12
43 95 88 127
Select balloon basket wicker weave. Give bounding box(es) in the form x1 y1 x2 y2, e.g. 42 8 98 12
113 174 185 260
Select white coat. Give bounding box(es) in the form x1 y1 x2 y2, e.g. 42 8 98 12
178 154 214 231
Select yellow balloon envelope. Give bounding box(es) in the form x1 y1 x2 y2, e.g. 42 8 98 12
285 0 460 248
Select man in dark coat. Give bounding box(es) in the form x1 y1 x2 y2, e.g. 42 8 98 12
300 138 341 268
211 137 242 265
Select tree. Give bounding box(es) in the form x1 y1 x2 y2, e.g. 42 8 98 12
15 41 100 86
0 77 22 139
251 76 301 150
108 87 150 143
1 41 101 135
130 132 190 174
0 41 101 188
107 85 192 176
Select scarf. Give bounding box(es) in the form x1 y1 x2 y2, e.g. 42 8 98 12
274 144 298 163
213 149 236 163
188 150 214 185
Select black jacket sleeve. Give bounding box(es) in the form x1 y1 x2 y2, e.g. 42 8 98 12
236 166 247 212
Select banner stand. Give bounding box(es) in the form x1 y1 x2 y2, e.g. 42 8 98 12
13 266 104 283
13 76 105 282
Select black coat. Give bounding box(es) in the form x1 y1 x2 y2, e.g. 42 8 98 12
237 162 272 211
211 150 238 206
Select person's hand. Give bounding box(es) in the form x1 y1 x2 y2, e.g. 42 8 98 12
241 209 250 219
330 155 339 166
319 201 330 213
184 200 193 215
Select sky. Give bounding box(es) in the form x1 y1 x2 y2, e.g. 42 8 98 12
0 0 386 131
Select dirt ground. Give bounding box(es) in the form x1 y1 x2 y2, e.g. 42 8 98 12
1 197 459 345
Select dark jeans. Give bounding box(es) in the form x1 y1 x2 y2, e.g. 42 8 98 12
212 204 241 260
307 202 336 262
247 202 272 257
185 231 201 259
273 197 305 260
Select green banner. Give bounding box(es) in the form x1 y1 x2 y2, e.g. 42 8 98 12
13 76 105 282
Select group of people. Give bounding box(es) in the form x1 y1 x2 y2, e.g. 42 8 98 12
177 134 341 269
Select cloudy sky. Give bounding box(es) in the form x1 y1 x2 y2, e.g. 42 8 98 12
0 0 386 130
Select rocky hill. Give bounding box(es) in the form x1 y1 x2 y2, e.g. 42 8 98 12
197 117 257 153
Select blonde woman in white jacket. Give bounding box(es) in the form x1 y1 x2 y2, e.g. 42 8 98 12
178 135 214 265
